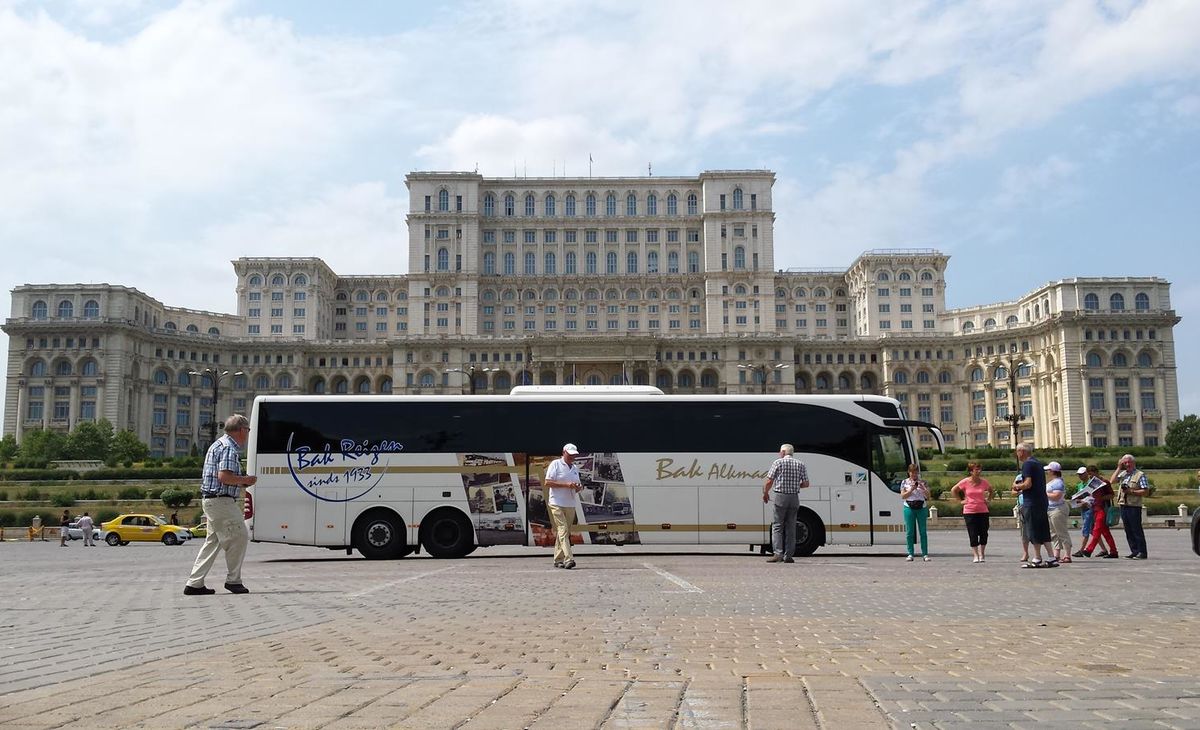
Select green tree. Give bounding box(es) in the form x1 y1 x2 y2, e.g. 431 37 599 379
1165 415 1200 458
0 434 17 464
109 429 150 464
17 428 68 464
64 419 115 460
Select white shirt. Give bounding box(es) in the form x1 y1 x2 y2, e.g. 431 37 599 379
1046 477 1066 508
545 457 581 508
77 515 93 531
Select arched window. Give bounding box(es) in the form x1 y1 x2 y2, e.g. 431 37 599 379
1084 293 1099 311
380 378 392 394
734 246 745 269
938 370 952 384
494 372 511 390
860 373 875 390
814 288 827 297
877 271 890 282
1135 292 1150 311
1109 293 1125 311
794 287 807 298
647 251 659 273
293 274 307 286
586 194 596 216
31 300 48 319
438 189 449 211
356 377 371 394
916 370 930 384
419 371 435 387
970 367 984 382
1034 304 1040 318
277 374 292 389
734 284 747 295
626 193 637 216
248 275 262 286
504 252 515 275
565 252 577 274
55 360 72 376
606 252 618 274
995 366 1008 380
687 251 700 273
436 286 450 297
962 321 975 333
81 359 98 376
154 369 170 385
543 288 558 301
437 248 449 271
606 193 617 216
656 371 672 389
920 271 934 281
234 375 247 389
164 322 177 330
815 374 830 390
57 300 73 318
732 188 743 209
483 252 496 275
255 374 270 390
524 252 536 274
524 194 535 216
1112 352 1128 367
272 274 285 286
899 271 912 281
333 378 348 394
586 252 597 274
1006 315 1018 325
1086 352 1102 367
504 194 515 216
178 371 191 387
838 374 851 390
565 194 575 216
545 194 555 216
894 371 908 385
686 193 697 215
984 318 996 330
678 371 694 388
667 193 678 215
647 194 657 215
376 291 388 301
626 252 638 273
544 252 556 274
1016 363 1032 377
186 324 198 333
1137 351 1153 367
82 300 100 318
483 194 495 216
311 378 326 394
604 288 619 300
700 371 716 388
355 291 369 302
668 251 679 273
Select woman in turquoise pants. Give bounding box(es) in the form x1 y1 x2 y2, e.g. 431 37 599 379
900 464 931 561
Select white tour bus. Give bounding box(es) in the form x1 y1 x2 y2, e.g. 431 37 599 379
245 389 943 559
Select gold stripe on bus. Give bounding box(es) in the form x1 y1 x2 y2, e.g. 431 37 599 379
259 465 518 476
570 523 888 534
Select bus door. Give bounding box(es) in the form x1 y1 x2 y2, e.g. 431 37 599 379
830 468 871 546
870 429 911 545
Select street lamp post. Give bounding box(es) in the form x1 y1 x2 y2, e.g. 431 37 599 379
1002 359 1030 446
188 368 243 446
445 365 496 395
737 363 790 395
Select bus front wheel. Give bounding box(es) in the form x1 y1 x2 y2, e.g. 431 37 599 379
421 510 475 559
792 511 823 557
353 510 411 560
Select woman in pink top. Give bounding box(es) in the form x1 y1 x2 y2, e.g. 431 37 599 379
950 462 992 563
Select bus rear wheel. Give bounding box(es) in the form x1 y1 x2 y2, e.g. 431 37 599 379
792 512 822 557
421 510 474 559
353 510 411 560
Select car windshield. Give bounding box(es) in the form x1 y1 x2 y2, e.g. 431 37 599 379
151 516 168 526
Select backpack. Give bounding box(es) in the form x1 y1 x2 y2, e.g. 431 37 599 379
1105 504 1121 528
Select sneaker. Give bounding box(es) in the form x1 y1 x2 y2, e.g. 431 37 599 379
223 583 250 594
553 561 564 569
1132 554 1147 560
1102 553 1119 559
563 560 576 570
922 556 931 562
1020 561 1040 569
1095 550 1110 557
905 555 914 562
978 558 985 563
183 585 215 596
1072 550 1090 558
783 557 795 563
972 557 980 563
766 555 783 563
1125 554 1139 560
1043 560 1059 568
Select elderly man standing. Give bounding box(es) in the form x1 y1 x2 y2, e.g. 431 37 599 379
184 414 256 595
1112 454 1151 560
544 443 583 570
763 443 810 563
1013 443 1058 568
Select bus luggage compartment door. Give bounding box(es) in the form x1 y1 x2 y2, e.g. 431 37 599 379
699 485 765 545
314 487 348 546
630 485 698 544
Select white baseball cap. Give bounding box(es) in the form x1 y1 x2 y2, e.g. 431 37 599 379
1044 461 1062 472
563 443 579 455
1076 466 1088 475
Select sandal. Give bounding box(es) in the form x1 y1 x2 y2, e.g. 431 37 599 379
1021 561 1042 569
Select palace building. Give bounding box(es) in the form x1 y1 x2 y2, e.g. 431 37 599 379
3 170 1181 456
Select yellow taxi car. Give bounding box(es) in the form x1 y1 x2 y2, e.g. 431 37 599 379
101 514 193 546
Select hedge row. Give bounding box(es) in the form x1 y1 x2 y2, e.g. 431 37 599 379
928 497 1200 518
0 508 205 528
938 457 1200 474
925 446 1163 460
0 467 201 482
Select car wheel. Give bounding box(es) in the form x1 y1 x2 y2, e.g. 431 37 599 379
353 510 410 560
105 533 121 546
162 533 178 546
420 509 475 559
792 512 823 557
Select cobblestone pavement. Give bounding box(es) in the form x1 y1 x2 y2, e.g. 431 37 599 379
2 528 1199 729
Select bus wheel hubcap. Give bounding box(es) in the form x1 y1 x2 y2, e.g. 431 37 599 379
367 523 392 547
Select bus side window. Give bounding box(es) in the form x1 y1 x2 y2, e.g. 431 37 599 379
873 431 908 493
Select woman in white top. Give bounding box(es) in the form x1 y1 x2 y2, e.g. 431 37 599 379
1044 461 1072 562
899 464 932 562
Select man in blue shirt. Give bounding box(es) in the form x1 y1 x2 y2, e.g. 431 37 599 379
1012 442 1058 568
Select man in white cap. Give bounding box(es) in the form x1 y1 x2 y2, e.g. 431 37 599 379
544 444 583 569
1073 466 1094 547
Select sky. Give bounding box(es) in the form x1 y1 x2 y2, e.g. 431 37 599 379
2 0 1199 430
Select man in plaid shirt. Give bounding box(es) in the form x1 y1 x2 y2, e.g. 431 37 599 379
763 443 810 563
184 414 257 595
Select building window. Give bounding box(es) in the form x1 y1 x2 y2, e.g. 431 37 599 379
587 252 597 274
606 194 617 216
626 193 637 216
504 253 515 275
545 194 556 216
565 195 576 216
586 194 596 216
607 252 618 274
627 252 638 273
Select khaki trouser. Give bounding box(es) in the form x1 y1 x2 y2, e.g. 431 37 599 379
187 497 249 588
1048 503 1072 555
548 505 575 564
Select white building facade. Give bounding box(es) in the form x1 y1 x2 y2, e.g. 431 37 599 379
3 170 1181 456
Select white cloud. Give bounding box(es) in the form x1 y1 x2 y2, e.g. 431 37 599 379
996 155 1079 209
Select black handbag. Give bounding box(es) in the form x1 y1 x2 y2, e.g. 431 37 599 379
907 500 925 510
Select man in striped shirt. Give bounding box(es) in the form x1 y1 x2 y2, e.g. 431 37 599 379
184 414 256 595
763 443 810 563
